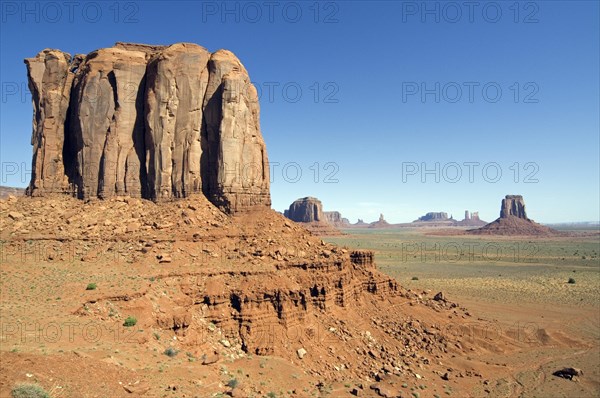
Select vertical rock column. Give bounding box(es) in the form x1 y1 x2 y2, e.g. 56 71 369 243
145 43 210 200
24 49 76 196
203 50 270 212
68 47 148 199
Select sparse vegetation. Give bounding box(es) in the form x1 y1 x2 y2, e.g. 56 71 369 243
164 347 178 357
86 283 97 290
123 316 137 327
226 378 239 389
412 276 419 281
11 383 50 398
568 277 576 284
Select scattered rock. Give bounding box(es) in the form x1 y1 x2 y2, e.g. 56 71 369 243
433 292 446 301
157 254 172 263
297 348 307 359
122 382 150 394
202 352 220 365
553 367 583 380
7 211 24 220
220 339 231 348
369 383 399 398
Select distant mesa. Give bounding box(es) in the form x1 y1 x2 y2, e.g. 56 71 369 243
323 211 351 227
416 212 449 222
0 186 25 200
469 195 559 236
412 210 486 227
284 197 342 235
284 197 323 223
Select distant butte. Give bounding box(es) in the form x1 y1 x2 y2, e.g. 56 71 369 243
468 195 560 236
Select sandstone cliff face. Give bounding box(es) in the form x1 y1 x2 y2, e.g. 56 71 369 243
285 197 324 223
25 49 79 196
500 195 527 219
324 211 350 227
24 42 270 213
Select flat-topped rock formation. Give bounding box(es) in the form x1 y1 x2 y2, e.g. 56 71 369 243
324 211 351 227
469 195 559 236
500 195 527 219
284 197 323 222
24 42 270 213
416 212 449 222
284 197 341 235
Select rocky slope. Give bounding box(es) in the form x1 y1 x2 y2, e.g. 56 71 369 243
24 42 270 213
1 194 483 390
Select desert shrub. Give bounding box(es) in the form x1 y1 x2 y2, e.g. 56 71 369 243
164 347 178 357
86 283 97 290
411 276 419 281
568 278 576 284
123 316 137 327
11 383 50 398
226 378 239 389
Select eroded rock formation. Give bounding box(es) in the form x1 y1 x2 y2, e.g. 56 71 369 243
500 195 528 219
284 197 324 223
416 212 449 222
24 42 270 213
469 194 559 236
324 211 350 227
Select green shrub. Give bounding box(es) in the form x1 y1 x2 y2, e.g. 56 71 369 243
11 383 50 398
411 276 419 281
568 277 576 284
123 316 137 327
164 347 178 357
86 283 97 290
226 378 239 389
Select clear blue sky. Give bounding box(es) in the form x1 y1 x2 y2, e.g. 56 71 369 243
1 1 598 223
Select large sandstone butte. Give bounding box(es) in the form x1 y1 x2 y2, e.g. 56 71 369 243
469 194 559 236
500 194 527 219
24 42 270 213
284 196 324 223
284 197 342 235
